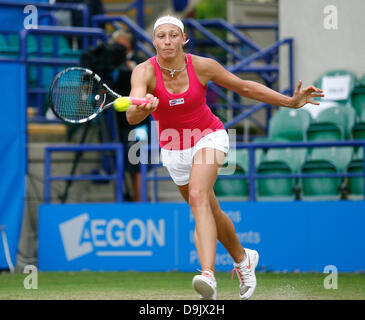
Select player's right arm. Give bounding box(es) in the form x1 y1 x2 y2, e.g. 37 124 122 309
126 61 159 125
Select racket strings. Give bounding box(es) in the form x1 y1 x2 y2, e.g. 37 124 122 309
51 69 104 123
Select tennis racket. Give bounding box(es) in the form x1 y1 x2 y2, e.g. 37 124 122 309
49 67 148 124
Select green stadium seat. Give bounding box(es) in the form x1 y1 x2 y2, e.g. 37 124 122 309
352 121 365 141
265 147 308 173
60 49 83 59
351 76 365 118
304 105 355 201
347 147 364 200
7 34 37 55
27 65 57 89
24 35 74 115
307 106 355 141
314 69 357 107
256 147 307 201
4 34 73 57
0 34 20 56
7 34 19 48
214 149 249 200
257 162 294 201
268 108 312 142
351 75 365 140
253 108 311 201
252 137 269 158
0 34 7 53
41 66 58 88
301 146 353 201
40 35 75 56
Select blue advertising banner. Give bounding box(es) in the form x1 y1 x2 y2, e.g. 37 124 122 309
39 203 186 271
0 62 26 269
38 201 365 272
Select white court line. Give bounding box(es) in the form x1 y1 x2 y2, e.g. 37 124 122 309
96 251 153 257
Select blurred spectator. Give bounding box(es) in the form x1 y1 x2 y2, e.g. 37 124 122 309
80 29 149 202
111 29 149 202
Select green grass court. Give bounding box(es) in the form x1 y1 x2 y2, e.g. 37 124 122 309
1 271 364 300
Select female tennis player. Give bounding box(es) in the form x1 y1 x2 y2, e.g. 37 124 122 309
126 16 323 300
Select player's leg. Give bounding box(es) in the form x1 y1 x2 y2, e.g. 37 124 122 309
175 144 242 269
160 147 219 299
208 190 245 263
177 184 244 264
177 153 259 300
209 189 259 299
177 183 189 202
188 147 225 299
188 147 225 272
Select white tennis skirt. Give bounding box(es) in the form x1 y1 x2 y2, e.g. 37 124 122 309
160 129 230 186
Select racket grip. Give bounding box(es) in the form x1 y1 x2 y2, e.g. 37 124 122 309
130 97 149 105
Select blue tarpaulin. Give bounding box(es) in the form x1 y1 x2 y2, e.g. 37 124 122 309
0 0 49 269
0 62 26 269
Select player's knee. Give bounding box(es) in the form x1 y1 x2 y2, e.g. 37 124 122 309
188 187 209 209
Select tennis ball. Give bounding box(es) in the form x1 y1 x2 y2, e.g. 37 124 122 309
114 97 130 112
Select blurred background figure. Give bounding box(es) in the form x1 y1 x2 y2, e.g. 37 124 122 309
111 29 149 202
79 29 149 202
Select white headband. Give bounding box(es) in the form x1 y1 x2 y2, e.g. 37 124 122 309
153 16 184 33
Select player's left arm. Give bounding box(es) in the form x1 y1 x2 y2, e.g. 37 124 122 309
199 57 324 109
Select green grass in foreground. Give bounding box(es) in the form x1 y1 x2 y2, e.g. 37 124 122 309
0 271 364 300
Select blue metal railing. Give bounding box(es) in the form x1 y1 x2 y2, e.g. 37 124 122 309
18 26 106 62
104 0 145 29
214 36 292 134
44 144 124 203
91 14 154 58
185 18 244 61
140 140 365 202
193 19 266 56
185 19 279 70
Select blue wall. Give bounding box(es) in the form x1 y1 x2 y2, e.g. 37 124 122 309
38 201 365 272
0 62 26 269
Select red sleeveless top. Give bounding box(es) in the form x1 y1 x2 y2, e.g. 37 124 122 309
150 54 224 150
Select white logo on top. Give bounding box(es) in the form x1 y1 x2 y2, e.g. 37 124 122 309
169 98 185 106
59 213 165 261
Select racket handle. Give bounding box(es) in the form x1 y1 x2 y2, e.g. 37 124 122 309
130 97 149 105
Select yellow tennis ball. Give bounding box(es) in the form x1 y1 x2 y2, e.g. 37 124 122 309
114 97 130 112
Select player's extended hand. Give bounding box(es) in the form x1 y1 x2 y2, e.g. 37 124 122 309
290 80 324 109
136 93 159 113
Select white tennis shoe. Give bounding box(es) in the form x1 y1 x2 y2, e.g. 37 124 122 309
192 270 217 300
232 248 259 300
